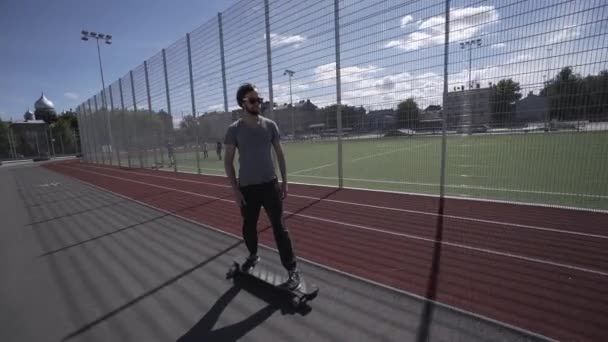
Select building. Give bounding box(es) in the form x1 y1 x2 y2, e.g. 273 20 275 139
515 91 548 123
34 92 57 123
445 87 492 131
418 105 443 132
6 93 57 160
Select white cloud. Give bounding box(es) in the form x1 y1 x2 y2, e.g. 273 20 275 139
507 54 534 64
401 15 414 28
264 33 307 48
64 92 79 100
548 25 580 44
491 43 506 49
386 6 499 51
313 62 382 85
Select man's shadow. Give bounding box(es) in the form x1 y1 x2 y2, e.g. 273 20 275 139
176 284 275 342
177 276 311 342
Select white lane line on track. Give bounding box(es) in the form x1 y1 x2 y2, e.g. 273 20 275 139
78 163 608 240
60 164 608 277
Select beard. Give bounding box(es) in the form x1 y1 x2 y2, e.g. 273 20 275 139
246 107 261 116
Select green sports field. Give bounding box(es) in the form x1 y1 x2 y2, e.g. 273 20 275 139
121 131 608 210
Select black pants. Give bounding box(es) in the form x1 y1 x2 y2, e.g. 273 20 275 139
240 179 297 271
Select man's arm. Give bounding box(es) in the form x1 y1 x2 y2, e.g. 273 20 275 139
273 139 289 200
224 144 238 190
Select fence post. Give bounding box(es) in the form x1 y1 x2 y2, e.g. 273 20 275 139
162 48 177 173
440 0 450 198
333 0 343 188
130 70 143 168
119 78 130 168
93 94 106 164
48 126 56 157
186 33 202 175
263 0 274 120
87 99 98 164
7 126 16 159
218 13 229 114
103 88 114 166
109 84 121 167
144 60 159 167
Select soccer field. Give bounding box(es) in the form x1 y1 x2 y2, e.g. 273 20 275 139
141 131 607 210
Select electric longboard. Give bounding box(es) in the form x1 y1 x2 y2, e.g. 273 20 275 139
226 258 319 309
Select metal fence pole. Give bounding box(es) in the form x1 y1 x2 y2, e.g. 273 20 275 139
333 0 343 188
218 13 229 114
130 70 143 168
48 126 56 157
87 99 98 164
109 84 121 166
7 126 16 159
119 78 130 168
93 94 106 164
440 0 450 198
144 60 159 167
162 48 177 173
104 87 114 166
263 0 274 120
187 32 202 174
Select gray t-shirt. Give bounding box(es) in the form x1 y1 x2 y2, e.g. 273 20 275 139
224 116 279 187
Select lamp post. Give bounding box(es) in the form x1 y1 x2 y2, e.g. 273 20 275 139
81 30 115 164
460 38 482 89
284 69 295 139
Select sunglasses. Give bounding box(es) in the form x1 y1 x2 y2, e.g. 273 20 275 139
243 97 263 104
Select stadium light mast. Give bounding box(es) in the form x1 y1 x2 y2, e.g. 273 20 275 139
284 69 295 138
460 38 482 89
81 30 115 163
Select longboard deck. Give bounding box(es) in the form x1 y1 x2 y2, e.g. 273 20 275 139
226 258 319 308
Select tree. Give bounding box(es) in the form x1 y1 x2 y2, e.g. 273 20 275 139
0 119 10 158
395 98 419 129
490 78 522 126
316 104 365 130
540 67 583 121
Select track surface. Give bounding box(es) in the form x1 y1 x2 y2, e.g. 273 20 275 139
46 160 608 341
1 164 546 342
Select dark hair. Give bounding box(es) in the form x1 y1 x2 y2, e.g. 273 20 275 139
236 83 256 108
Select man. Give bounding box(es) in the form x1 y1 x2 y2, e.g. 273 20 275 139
223 83 300 290
166 141 175 167
202 141 208 159
216 141 223 160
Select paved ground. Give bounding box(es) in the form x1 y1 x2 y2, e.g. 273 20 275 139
0 163 546 342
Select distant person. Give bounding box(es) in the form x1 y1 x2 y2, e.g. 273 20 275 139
166 142 175 167
202 141 208 159
223 83 300 290
216 141 223 160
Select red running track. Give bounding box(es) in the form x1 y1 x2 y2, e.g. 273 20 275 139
45 160 608 341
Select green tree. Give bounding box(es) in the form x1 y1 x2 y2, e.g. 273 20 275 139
396 98 419 129
0 119 10 158
580 70 608 120
540 67 584 121
490 78 522 126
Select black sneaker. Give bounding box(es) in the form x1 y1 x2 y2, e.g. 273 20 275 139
285 270 301 291
241 255 260 272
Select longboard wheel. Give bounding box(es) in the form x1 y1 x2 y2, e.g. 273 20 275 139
290 297 300 309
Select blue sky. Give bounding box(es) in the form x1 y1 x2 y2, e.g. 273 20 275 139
2 0 606 122
0 0 228 121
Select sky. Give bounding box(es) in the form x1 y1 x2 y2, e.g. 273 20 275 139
0 0 227 121
2 0 606 123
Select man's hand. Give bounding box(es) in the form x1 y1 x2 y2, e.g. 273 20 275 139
233 189 246 207
280 181 288 200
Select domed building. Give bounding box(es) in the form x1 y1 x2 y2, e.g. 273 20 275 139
23 109 34 121
34 92 57 123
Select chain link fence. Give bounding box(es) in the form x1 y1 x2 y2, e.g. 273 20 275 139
77 0 608 210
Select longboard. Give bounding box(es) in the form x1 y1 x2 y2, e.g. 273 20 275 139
226 258 319 309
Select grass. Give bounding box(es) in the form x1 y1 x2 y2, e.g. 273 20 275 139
102 131 608 210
